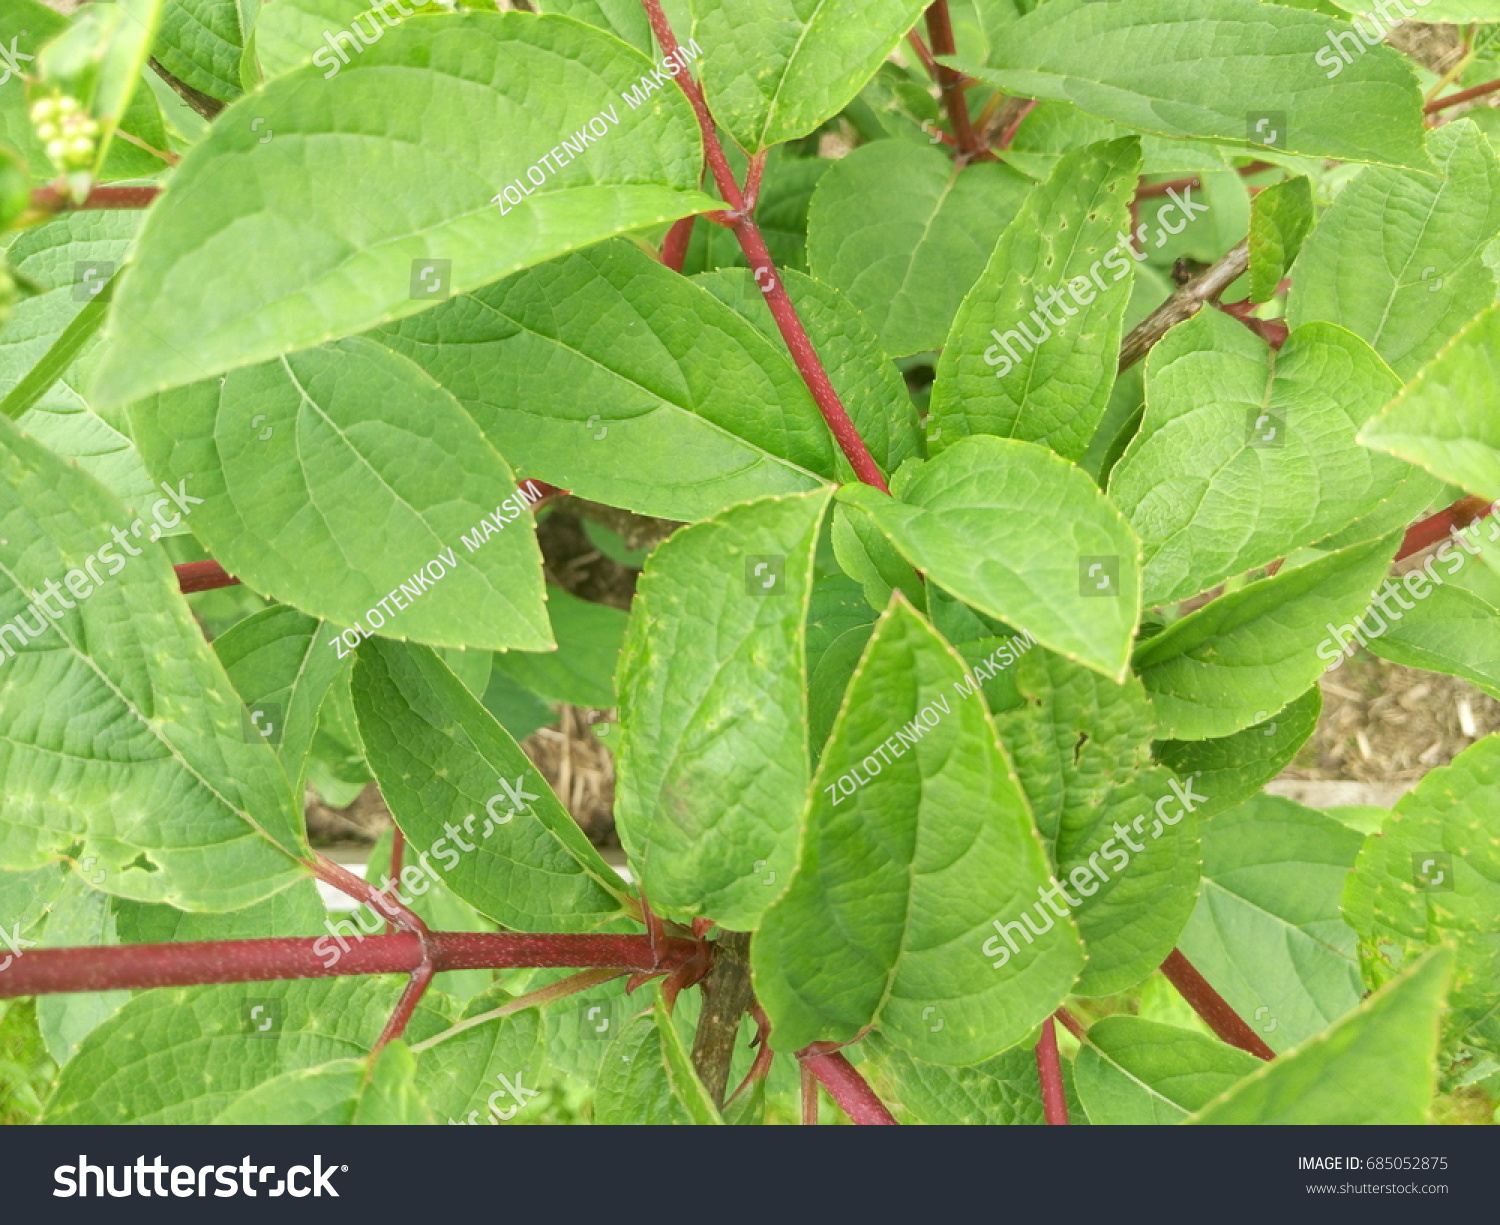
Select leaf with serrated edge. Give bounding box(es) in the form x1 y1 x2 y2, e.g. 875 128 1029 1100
753 595 1083 1065
1133 533 1399 740
689 0 929 151
807 141 1032 357
375 240 834 523
1247 175 1312 304
1074 1017 1261 1124
46 979 449 1123
1289 122 1500 379
1155 686 1322 819
1358 304 1500 501
130 336 552 652
839 437 1143 680
864 1031 1050 1125
593 1004 695 1124
613 489 831 930
413 993 546 1125
154 0 249 100
1188 948 1452 1124
993 649 1199 996
1344 735 1500 1054
215 605 350 794
1177 794 1365 1054
353 639 629 932
929 138 1140 463
0 414 305 908
90 12 720 407
1110 310 1425 607
953 0 1433 173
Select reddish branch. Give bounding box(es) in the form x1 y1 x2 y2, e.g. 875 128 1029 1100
1161 949 1275 1061
30 185 160 214
1425 77 1500 114
922 1 988 162
0 932 698 999
1034 1017 1069 1124
1396 495 1495 562
638 0 890 493
660 216 696 271
798 1043 899 1125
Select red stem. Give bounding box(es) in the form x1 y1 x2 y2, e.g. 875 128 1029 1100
0 931 697 999
797 1044 899 1125
174 559 240 593
800 1061 818 1124
996 99 1037 151
385 829 406 936
1034 1017 1069 1124
1054 1005 1086 1042
1425 76 1500 114
31 185 160 213
923 1 987 161
1395 495 1494 562
1160 949 1275 1061
637 0 890 494
661 215 695 271
905 29 940 79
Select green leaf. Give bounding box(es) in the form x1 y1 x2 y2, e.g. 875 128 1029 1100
807 141 1033 357
154 0 250 101
375 240 835 522
992 649 1200 996
1109 310 1426 607
954 0 1433 173
1329 0 1500 23
1344 734 1500 1054
352 639 630 932
0 211 161 510
928 138 1141 464
0 412 305 908
489 586 626 710
1289 122 1500 379
592 1001 697 1124
213 1038 432 1124
413 995 546 1125
864 1031 1053 1124
830 500 925 616
613 489 831 929
536 0 653 56
46 978 447 1122
35 879 129 1065
1074 1017 1261 1124
653 999 724 1124
753 596 1084 1065
1155 686 1323 819
129 336 553 653
1002 99 1232 182
1132 532 1399 740
1357 303 1500 501
1365 578 1500 702
689 0 928 151
1188 948 1452 1124
251 0 377 79
90 11 719 408
1247 175 1312 303
215 605 349 793
694 266 922 477
1176 794 1366 1054
114 879 327 943
839 437 1143 680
